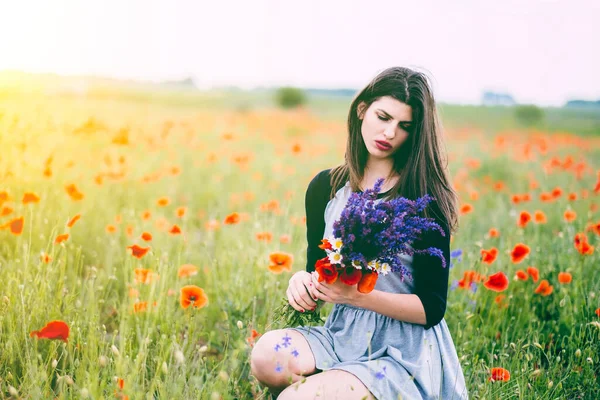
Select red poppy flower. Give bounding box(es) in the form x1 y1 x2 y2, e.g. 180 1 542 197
511 243 530 264
526 266 539 282
515 270 528 281
30 320 70 342
534 280 553 296
357 271 378 293
517 211 531 228
127 244 151 259
484 272 509 292
558 272 572 284
315 257 338 284
180 285 208 309
318 238 333 251
339 266 363 286
481 247 498 264
489 367 510 382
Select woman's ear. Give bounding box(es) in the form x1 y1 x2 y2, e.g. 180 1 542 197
357 102 367 120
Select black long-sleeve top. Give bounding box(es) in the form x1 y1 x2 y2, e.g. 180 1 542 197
304 168 451 329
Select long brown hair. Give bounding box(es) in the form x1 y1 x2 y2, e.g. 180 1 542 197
328 66 459 233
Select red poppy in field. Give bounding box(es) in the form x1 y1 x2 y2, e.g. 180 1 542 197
1 206 12 216
540 192 553 202
515 270 528 281
595 308 600 317
106 224 117 234
517 211 531 228
558 272 572 284
157 196 170 207
459 204 473 215
133 301 148 313
564 210 577 223
66 214 81 228
568 192 577 201
256 232 273 242
224 212 240 225
246 329 261 347
489 367 510 382
176 206 187 218
574 233 594 255
534 279 553 296
315 257 338 284
483 272 509 292
339 266 363 285
141 232 152 241
533 210 547 224
30 320 69 342
141 210 152 221
127 244 151 259
526 266 539 282
134 268 159 284
55 233 70 244
65 183 84 201
481 247 498 264
593 171 600 193
268 252 294 274
178 264 199 278
180 285 208 309
510 243 530 264
488 228 500 238
1 216 24 235
169 224 181 234
41 252 52 263
22 192 40 204
551 187 563 199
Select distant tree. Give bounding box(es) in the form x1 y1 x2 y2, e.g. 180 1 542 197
514 104 544 126
274 87 306 109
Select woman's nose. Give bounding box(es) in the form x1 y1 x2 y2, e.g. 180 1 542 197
384 125 396 139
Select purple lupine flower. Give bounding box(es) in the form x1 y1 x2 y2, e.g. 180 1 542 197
291 348 299 358
274 343 281 352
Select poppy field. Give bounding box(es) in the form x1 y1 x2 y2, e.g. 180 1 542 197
0 89 600 399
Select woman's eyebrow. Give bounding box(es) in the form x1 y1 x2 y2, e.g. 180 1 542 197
377 109 412 124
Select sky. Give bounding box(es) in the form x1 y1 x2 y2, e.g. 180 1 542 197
0 0 598 106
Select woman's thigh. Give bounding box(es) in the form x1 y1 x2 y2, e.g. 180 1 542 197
276 369 376 400
250 328 320 384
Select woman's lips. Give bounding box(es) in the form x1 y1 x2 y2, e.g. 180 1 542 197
375 140 392 150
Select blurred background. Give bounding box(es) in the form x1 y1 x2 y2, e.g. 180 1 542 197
1 0 599 134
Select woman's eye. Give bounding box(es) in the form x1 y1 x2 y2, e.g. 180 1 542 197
377 115 389 121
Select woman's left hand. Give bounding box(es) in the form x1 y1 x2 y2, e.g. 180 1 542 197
310 271 361 306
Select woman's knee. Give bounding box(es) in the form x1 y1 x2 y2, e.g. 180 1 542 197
250 329 317 385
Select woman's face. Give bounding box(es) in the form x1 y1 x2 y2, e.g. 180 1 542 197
357 96 413 159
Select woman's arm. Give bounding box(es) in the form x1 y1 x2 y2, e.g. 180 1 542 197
351 290 427 325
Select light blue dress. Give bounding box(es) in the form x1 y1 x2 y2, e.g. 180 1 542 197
290 181 469 399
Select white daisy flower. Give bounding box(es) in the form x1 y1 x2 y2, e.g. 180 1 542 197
330 237 343 251
378 262 391 276
367 259 379 271
328 251 343 264
351 259 362 269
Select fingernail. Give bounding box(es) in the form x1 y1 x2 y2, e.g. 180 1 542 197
300 309 305 313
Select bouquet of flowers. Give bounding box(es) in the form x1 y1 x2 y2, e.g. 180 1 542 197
272 177 447 328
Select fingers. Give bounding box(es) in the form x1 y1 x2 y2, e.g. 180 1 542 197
301 274 320 302
286 287 304 312
290 281 317 311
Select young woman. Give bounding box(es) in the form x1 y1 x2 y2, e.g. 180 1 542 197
250 66 468 399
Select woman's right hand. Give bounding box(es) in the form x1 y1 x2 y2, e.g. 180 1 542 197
286 271 320 312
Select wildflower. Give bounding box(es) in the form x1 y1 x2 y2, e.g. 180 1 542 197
267 252 294 274
30 320 69 342
483 272 509 292
180 285 208 309
510 243 530 264
489 367 510 381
